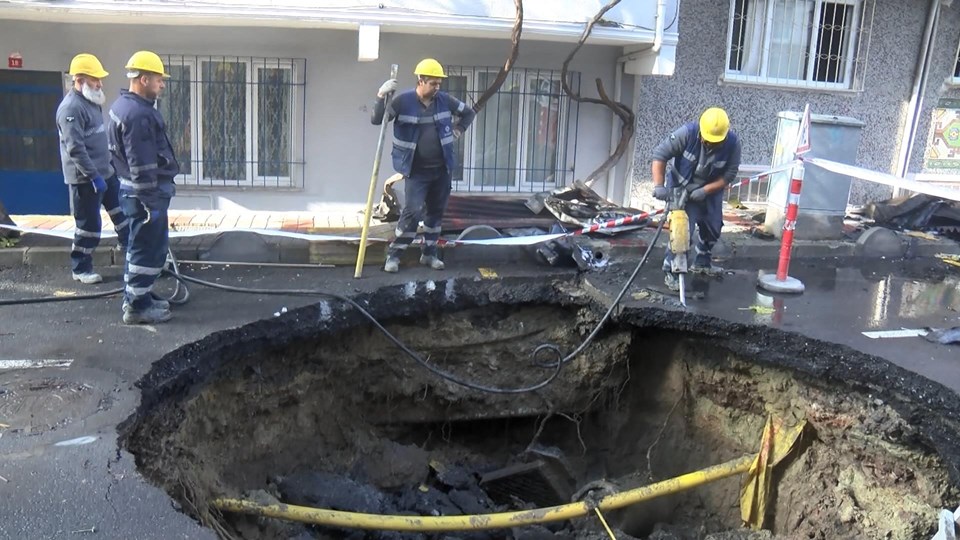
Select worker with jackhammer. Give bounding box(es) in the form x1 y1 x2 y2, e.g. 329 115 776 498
651 107 742 291
108 51 179 325
56 53 130 285
371 58 476 273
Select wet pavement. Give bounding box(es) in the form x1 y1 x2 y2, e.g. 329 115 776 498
605 259 960 394
1 253 958 538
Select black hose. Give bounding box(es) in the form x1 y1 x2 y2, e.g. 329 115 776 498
534 209 668 368
0 222 665 394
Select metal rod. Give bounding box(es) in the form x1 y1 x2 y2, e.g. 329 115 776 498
355 63 399 279
177 260 334 269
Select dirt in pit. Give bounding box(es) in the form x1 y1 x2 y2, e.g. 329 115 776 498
123 302 958 540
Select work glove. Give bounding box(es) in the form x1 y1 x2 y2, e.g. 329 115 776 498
377 79 398 98
653 185 670 201
91 175 107 193
689 187 707 202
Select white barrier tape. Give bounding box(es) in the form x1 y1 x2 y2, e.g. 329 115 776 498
1 212 660 250
438 210 661 246
0 224 386 243
804 157 960 203
787 192 801 206
729 161 799 189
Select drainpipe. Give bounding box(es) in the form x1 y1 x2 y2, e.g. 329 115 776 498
608 0 665 202
606 58 625 198
652 0 666 53
894 0 940 195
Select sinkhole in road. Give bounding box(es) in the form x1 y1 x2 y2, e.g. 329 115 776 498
121 279 959 540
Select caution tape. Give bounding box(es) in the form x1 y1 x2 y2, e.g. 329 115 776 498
0 210 662 249
0 224 387 243
802 156 960 203
727 161 799 190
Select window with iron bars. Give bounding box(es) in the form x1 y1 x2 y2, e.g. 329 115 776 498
725 0 875 90
444 66 580 193
156 55 306 188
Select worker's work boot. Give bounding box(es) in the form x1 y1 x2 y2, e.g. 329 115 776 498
419 254 445 270
664 272 680 292
72 271 103 284
692 254 723 276
384 257 400 273
122 294 170 313
122 305 172 325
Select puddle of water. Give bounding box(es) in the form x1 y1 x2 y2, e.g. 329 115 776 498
751 267 959 329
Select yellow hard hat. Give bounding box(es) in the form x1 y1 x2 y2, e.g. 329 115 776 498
414 58 447 79
68 53 109 79
125 50 169 78
699 107 730 143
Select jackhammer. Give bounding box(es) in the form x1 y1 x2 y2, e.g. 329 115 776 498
666 164 691 306
668 192 690 306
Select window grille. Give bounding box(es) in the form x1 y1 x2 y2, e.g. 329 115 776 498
725 0 875 90
445 66 581 193
157 55 306 188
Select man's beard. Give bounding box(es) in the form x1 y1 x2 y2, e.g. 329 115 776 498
81 83 106 105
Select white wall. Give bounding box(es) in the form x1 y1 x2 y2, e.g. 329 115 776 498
1 19 629 212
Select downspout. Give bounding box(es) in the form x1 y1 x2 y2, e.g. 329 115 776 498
607 0 665 201
607 59 625 198
894 0 940 195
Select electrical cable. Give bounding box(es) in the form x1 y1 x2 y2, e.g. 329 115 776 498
0 219 665 393
533 207 668 369
164 271 563 395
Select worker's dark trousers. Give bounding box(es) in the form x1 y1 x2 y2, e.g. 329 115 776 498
387 167 451 259
662 192 723 272
120 195 169 312
69 175 129 274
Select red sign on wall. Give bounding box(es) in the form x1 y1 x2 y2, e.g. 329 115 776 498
8 52 23 69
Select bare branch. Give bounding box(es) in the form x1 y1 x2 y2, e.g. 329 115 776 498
560 0 637 187
473 0 523 113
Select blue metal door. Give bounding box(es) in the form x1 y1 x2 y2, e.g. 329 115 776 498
0 69 68 214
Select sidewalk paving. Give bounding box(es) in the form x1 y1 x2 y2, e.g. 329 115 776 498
13 209 370 233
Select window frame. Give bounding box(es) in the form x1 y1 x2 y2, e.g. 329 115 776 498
161 56 302 188
723 0 864 91
452 69 570 193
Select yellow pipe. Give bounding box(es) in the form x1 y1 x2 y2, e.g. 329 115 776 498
213 454 753 532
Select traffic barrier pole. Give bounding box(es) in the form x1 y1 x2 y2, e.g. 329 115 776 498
758 162 805 294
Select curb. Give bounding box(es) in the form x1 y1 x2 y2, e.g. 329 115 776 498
2 232 958 270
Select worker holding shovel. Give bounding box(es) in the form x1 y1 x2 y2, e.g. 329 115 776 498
371 58 476 273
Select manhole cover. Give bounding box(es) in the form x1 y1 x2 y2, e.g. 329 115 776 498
0 374 103 435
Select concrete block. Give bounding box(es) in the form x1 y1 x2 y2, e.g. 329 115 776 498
23 246 111 268
278 241 310 264
855 227 905 258
0 248 25 267
198 231 281 263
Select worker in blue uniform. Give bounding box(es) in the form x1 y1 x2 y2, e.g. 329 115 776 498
651 107 742 291
107 51 179 324
56 53 130 284
372 58 476 273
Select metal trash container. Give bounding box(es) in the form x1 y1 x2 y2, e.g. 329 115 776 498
764 111 865 240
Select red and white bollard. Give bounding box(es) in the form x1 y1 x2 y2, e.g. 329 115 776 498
758 162 806 294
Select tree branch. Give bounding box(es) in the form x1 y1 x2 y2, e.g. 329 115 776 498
473 0 523 114
560 0 637 187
